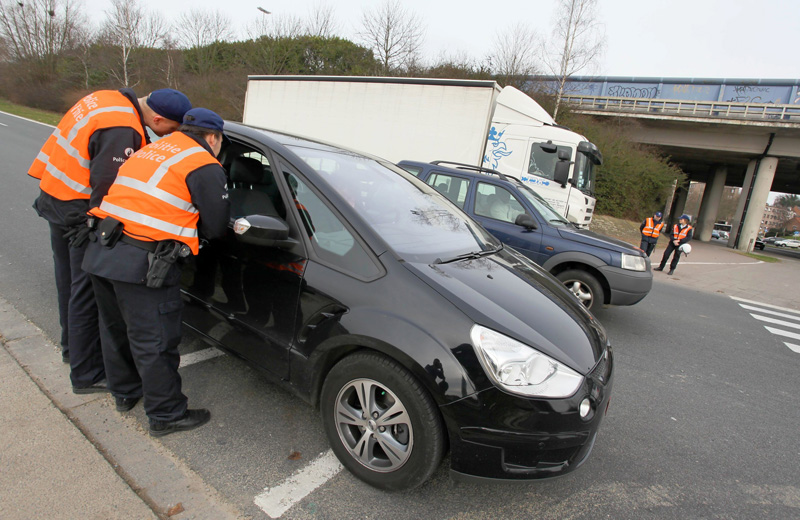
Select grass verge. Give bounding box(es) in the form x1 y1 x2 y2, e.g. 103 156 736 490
737 251 780 263
0 98 61 126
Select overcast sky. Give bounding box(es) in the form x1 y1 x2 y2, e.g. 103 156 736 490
79 0 799 80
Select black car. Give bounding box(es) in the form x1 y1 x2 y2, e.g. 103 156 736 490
754 237 765 250
179 122 613 490
398 160 652 311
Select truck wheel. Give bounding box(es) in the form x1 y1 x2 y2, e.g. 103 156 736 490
556 269 604 311
320 352 444 490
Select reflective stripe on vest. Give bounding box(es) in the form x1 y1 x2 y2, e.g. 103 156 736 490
91 132 219 254
673 224 692 241
642 218 664 238
27 91 145 201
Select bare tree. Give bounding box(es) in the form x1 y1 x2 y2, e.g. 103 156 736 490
358 0 425 74
541 0 605 120
0 0 85 79
245 12 304 41
173 9 233 49
305 1 338 38
487 22 540 89
99 0 168 87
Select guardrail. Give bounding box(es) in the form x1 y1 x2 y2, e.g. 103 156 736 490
562 95 800 122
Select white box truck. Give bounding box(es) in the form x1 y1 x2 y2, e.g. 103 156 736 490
242 76 603 226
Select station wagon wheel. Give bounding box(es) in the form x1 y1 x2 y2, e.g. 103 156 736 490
556 269 603 311
320 352 444 490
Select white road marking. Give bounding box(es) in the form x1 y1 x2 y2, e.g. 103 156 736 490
254 449 343 518
681 261 762 265
764 327 800 342
750 314 800 330
179 347 225 368
0 122 7 126
0 109 55 127
785 343 800 354
731 296 800 315
739 304 800 322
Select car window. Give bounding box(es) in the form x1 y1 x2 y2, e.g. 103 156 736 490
515 184 571 226
474 183 526 224
399 164 423 177
288 145 499 263
225 148 285 219
529 142 573 181
425 173 471 209
284 169 381 278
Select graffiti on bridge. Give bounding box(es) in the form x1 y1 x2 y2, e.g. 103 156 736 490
725 85 775 104
607 85 659 98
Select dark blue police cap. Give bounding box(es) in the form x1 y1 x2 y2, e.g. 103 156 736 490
147 89 191 123
183 108 229 144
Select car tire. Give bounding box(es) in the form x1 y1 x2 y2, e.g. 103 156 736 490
556 269 604 311
320 351 445 490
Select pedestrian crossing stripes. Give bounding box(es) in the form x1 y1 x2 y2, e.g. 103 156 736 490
731 296 800 354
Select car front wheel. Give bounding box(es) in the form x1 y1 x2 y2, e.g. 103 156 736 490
556 269 604 311
320 351 445 490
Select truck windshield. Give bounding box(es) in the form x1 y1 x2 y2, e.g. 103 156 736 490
288 145 500 263
574 153 595 194
516 183 571 227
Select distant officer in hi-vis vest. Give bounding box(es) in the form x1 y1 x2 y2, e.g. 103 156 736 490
82 108 229 436
27 88 191 393
654 214 693 275
639 211 665 257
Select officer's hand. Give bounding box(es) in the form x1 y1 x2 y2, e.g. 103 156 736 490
63 225 96 248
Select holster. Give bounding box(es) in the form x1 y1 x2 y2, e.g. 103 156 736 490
146 241 192 288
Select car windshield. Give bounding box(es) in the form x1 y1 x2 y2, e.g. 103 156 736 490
288 146 500 262
515 182 571 226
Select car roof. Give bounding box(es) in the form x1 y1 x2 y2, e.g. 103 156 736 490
399 160 524 189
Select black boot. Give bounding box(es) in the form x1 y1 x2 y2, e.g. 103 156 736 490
668 269 675 275
654 266 663 271
149 409 211 437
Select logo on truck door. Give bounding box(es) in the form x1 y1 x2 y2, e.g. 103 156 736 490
483 127 513 169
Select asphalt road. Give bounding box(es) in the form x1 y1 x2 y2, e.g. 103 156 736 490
2 111 799 519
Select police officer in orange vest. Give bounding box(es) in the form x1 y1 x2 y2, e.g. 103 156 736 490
82 108 229 436
654 214 693 275
28 88 191 393
639 211 665 257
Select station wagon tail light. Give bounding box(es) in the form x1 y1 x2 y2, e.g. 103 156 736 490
621 253 646 272
470 325 583 398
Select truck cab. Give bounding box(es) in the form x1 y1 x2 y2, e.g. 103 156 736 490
398 160 652 311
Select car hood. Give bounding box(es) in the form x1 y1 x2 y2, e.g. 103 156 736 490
557 226 641 255
403 248 606 374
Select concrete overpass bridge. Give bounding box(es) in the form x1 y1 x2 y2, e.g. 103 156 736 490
545 76 800 251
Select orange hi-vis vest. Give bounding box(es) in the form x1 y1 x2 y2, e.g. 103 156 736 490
642 217 665 238
89 132 219 255
672 224 692 241
28 90 146 201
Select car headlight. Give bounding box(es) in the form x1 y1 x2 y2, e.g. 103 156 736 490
470 325 583 398
621 253 646 272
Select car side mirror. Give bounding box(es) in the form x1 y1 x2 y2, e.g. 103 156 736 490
232 215 295 248
515 214 538 230
554 160 571 187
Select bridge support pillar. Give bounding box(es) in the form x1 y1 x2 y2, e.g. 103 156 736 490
668 184 688 226
728 157 778 252
696 165 728 241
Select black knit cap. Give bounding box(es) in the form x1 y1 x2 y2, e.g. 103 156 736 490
147 89 191 123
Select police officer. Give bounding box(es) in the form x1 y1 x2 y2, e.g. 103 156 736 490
654 214 693 275
28 88 191 393
639 211 665 257
82 108 229 436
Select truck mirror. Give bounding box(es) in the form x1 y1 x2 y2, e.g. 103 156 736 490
539 142 558 153
557 149 571 161
515 214 538 230
554 160 571 187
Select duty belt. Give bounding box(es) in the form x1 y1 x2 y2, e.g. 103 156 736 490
119 233 159 253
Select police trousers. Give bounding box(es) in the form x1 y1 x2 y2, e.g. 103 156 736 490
48 222 104 387
659 241 683 270
90 274 187 422
639 237 657 257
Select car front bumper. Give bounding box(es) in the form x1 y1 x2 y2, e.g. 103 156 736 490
599 264 653 306
440 347 613 480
